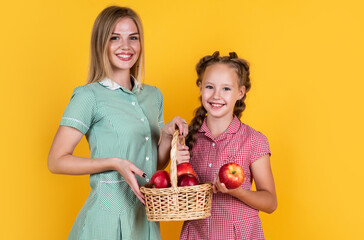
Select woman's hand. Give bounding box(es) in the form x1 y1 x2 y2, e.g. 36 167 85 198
158 116 189 169
176 139 190 164
161 116 188 137
112 158 146 205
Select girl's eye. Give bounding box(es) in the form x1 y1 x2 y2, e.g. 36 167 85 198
205 85 213 89
223 87 231 91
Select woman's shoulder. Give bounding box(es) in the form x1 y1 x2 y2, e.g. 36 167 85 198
72 82 99 94
141 84 162 94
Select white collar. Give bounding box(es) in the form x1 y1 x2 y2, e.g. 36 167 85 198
98 76 140 90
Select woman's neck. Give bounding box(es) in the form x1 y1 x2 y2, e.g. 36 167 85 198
206 114 234 139
110 70 132 90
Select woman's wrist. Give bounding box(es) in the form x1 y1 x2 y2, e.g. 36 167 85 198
109 157 122 171
161 128 173 139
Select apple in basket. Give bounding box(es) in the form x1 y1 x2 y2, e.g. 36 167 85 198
218 163 245 189
151 170 171 188
178 174 199 187
177 163 197 178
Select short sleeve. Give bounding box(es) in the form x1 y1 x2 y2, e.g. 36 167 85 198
156 87 165 129
250 131 271 163
60 86 96 134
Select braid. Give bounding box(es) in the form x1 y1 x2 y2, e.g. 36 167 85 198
185 103 207 156
187 51 251 155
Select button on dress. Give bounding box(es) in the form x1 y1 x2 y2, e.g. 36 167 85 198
180 116 271 240
60 78 163 240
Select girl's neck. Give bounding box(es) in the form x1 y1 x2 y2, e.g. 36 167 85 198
206 114 234 139
110 70 132 90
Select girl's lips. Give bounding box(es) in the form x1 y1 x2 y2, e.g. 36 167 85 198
209 102 225 109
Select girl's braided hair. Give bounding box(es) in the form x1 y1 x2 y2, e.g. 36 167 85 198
185 51 251 154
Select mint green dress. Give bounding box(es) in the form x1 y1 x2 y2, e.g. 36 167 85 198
60 78 163 240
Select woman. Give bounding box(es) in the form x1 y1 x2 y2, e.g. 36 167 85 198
48 6 187 239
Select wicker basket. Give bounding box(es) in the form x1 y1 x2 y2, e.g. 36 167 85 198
140 130 213 221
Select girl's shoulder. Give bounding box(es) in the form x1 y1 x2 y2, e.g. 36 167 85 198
239 122 269 145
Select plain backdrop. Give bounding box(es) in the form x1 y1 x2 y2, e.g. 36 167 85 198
0 0 363 239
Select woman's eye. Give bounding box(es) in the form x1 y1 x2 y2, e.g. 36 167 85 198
110 36 119 40
130 36 139 40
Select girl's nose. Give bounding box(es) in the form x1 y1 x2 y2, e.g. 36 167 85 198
212 90 220 99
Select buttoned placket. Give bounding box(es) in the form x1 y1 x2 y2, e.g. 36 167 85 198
128 90 153 183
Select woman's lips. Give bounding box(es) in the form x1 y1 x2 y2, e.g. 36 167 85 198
116 53 133 61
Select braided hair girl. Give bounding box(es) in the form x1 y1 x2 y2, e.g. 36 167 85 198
185 51 251 154
179 51 277 240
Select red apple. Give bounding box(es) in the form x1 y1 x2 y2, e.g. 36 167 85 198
178 173 199 187
177 163 197 178
151 170 171 188
218 163 245 189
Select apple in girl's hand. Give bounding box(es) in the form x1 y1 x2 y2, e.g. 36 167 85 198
151 170 171 188
218 163 245 189
178 174 199 186
177 163 197 178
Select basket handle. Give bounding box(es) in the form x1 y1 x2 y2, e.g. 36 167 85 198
170 130 185 188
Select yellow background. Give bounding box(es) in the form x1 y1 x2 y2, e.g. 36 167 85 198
1 0 363 239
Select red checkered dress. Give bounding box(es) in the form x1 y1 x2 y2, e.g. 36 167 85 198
180 116 271 240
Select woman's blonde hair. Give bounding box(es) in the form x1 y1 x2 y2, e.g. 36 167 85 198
87 6 145 85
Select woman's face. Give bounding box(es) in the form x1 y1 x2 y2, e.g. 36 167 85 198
107 17 141 75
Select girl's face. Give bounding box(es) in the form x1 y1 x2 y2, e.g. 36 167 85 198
199 63 245 121
107 17 141 75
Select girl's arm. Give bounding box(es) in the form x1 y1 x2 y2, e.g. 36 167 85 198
48 125 146 204
157 116 188 169
213 154 277 213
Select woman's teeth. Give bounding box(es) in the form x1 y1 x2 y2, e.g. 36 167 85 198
117 54 132 59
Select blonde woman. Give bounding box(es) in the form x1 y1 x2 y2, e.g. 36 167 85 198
48 6 188 240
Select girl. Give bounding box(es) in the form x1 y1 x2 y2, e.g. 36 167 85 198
178 51 277 239
48 6 188 240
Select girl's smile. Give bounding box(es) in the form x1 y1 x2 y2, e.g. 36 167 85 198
200 63 245 122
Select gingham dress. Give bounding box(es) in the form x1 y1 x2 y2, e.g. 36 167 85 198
180 116 271 240
60 78 163 240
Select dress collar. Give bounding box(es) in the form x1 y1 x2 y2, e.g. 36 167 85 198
98 75 141 91
198 115 241 140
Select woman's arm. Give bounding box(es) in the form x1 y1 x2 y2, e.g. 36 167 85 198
157 117 188 170
213 154 277 213
48 125 146 204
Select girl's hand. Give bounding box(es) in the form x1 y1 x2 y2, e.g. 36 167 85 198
212 174 238 195
162 116 188 137
112 158 146 205
176 138 190 164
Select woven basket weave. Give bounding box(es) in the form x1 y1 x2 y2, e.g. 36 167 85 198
140 130 213 221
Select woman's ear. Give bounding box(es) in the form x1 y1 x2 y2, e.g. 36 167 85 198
238 86 246 100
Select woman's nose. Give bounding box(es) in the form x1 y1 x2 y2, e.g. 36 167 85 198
120 39 130 50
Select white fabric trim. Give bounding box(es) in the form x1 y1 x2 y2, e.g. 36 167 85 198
100 180 125 183
98 76 140 90
62 117 89 129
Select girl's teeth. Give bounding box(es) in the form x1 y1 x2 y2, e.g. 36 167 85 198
211 103 223 107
